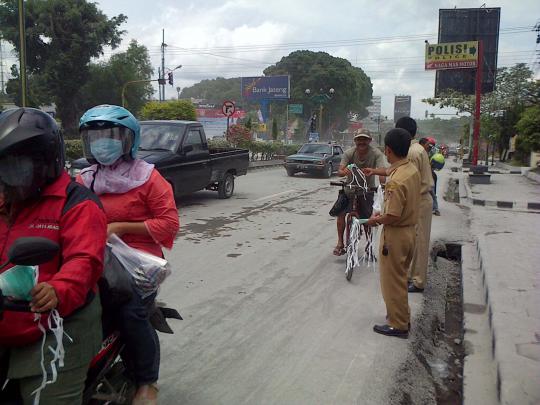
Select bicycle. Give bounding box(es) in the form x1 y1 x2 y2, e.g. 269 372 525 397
330 166 378 281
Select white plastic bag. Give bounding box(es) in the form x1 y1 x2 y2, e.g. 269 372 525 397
372 184 384 214
108 234 171 298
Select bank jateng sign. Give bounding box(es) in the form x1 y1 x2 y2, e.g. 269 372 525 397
241 76 290 100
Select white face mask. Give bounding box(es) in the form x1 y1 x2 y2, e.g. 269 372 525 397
90 138 124 166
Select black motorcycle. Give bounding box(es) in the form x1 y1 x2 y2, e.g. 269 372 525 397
0 237 181 405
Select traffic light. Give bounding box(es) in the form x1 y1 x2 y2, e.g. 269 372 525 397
168 72 173 85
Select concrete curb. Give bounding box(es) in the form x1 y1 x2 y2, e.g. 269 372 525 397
459 173 540 211
247 161 283 171
525 170 540 184
494 161 527 174
462 241 498 404
464 235 533 404
473 234 540 404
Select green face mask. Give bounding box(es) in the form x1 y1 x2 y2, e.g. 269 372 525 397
0 265 37 301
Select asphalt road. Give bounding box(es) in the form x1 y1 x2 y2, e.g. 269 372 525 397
157 167 431 404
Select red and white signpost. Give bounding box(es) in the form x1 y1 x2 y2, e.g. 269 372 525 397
472 41 483 166
222 100 236 137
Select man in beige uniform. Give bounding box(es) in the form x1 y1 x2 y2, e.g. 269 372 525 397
367 128 420 338
395 117 433 293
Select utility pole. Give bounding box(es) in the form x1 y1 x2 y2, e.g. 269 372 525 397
161 29 166 101
0 36 5 96
158 67 162 101
18 0 27 107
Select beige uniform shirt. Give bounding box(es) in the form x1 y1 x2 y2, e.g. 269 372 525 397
383 159 421 227
407 140 433 194
341 146 387 188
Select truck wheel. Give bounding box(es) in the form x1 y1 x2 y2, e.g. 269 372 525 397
218 172 234 199
323 163 333 178
286 168 295 176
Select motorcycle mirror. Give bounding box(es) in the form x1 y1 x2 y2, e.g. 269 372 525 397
7 237 59 266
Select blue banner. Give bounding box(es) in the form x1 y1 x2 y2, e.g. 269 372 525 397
241 76 290 100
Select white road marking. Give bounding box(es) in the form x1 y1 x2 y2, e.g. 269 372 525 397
253 189 297 202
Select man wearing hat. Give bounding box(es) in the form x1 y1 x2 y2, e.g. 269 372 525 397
333 129 387 256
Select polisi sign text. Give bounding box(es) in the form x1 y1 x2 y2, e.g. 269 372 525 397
425 41 478 70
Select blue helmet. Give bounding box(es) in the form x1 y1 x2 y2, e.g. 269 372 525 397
79 105 140 160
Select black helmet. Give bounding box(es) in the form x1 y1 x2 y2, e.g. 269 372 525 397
0 108 64 202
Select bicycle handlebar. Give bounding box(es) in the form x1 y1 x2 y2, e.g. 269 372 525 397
330 181 380 192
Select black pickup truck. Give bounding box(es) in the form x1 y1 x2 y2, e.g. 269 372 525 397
71 120 249 199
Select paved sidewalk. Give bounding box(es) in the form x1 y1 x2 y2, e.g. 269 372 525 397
464 171 540 210
461 170 540 404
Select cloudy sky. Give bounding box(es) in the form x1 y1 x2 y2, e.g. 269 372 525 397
3 0 539 118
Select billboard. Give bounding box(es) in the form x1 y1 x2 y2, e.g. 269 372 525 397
425 41 478 70
241 76 290 100
394 96 411 123
435 8 500 96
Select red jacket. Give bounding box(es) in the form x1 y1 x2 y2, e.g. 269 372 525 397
0 172 107 346
76 169 179 257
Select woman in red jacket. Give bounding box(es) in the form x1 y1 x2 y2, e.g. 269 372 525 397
0 108 107 404
77 105 179 405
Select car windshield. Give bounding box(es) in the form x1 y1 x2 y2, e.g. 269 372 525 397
298 144 331 155
139 124 185 151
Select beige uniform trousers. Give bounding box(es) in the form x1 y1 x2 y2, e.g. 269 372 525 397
408 192 433 289
379 225 416 330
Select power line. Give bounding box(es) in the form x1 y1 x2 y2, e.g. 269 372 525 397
93 23 537 58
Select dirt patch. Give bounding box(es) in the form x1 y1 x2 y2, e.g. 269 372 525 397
444 178 460 203
388 245 464 405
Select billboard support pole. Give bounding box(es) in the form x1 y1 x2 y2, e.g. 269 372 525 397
472 40 483 166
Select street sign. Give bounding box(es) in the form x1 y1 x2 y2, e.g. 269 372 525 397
288 104 303 114
222 100 236 117
425 41 479 70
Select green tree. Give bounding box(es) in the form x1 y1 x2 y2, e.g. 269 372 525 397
515 105 540 156
423 64 539 151
5 65 51 107
0 0 126 136
245 116 252 131
271 118 278 141
139 100 196 121
80 40 153 115
180 77 241 103
264 51 373 133
416 116 472 144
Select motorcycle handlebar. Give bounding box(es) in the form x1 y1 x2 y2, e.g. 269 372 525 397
3 299 32 312
0 289 32 314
